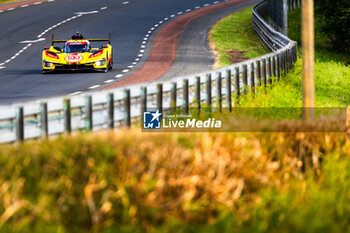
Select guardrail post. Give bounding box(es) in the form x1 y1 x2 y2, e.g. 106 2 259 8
266 58 270 84
216 72 222 112
40 103 48 137
85 96 93 131
225 69 232 112
291 48 294 67
107 93 114 129
284 50 288 73
124 89 131 127
262 59 267 88
287 48 291 70
140 87 147 124
206 73 212 111
277 54 281 80
195 76 201 113
171 82 177 110
242 65 248 95
182 79 189 114
280 52 284 76
271 56 274 78
288 49 291 71
268 57 272 84
250 63 255 93
256 60 261 86
63 99 71 134
16 107 24 142
273 56 277 78
288 48 292 69
234 67 240 97
293 45 296 63
156 83 163 113
283 50 286 73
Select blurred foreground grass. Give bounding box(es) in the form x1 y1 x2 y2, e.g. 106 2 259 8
0 129 349 232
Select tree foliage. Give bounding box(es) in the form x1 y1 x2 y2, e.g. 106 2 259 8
314 0 350 52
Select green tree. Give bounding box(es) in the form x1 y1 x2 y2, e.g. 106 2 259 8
314 0 350 53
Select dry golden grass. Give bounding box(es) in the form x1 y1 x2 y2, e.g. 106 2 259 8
0 125 349 232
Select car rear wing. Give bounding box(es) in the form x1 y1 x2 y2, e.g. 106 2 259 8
51 33 111 45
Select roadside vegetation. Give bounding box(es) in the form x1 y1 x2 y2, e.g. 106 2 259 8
210 7 350 107
0 0 16 3
314 0 350 54
0 130 349 233
208 7 269 68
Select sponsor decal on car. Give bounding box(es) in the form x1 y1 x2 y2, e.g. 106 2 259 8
65 55 83 62
67 42 87 45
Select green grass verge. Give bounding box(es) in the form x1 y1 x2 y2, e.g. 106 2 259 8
0 0 17 3
208 6 269 68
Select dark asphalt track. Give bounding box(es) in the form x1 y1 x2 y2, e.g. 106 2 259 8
159 0 260 81
0 0 256 104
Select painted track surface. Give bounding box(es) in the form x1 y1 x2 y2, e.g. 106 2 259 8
0 0 256 104
109 0 258 88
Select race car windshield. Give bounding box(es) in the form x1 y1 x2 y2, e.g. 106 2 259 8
65 44 88 53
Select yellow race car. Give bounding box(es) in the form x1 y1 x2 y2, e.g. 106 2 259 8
42 32 113 73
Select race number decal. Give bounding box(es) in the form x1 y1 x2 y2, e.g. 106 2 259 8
65 55 83 62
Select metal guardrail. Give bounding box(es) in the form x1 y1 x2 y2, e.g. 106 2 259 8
288 0 301 11
253 0 291 50
266 0 301 35
0 0 298 143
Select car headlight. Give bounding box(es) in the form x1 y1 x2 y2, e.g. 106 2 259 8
95 58 106 66
43 60 53 68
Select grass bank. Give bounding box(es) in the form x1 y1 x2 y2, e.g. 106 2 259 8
0 0 17 3
210 7 350 107
0 130 349 233
208 6 269 68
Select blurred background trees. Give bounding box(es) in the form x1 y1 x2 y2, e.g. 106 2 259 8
314 0 350 53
